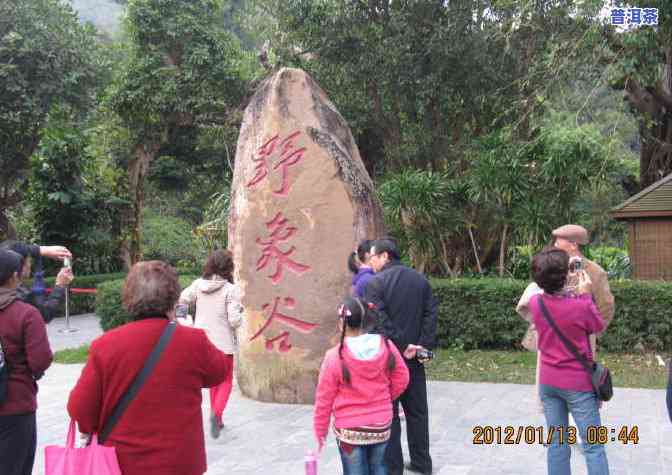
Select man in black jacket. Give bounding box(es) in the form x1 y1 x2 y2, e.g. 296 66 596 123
0 241 73 324
364 238 437 475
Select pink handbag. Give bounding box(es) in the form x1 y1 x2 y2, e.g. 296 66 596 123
44 420 122 475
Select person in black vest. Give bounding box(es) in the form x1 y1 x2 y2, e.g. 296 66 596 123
364 238 437 475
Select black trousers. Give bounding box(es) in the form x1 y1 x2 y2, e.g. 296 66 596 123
385 361 432 474
0 412 37 475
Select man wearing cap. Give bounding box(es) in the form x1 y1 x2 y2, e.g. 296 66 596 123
365 238 437 475
551 224 615 331
517 226 614 349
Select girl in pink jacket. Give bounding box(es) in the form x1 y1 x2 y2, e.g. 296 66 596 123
314 296 409 475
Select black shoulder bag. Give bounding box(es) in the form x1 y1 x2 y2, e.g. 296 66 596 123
98 321 177 443
538 297 613 402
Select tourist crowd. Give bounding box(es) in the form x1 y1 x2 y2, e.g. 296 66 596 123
0 224 670 475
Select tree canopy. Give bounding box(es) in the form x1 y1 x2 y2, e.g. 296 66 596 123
0 0 99 239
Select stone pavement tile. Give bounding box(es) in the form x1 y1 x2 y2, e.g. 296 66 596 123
435 465 471 475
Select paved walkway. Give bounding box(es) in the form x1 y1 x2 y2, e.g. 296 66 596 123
35 315 671 474
46 313 102 352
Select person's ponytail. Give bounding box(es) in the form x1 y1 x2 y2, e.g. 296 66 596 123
338 316 351 384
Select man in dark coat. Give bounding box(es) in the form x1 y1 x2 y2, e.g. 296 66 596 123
364 238 437 475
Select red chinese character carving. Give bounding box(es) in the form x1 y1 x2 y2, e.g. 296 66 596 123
264 332 291 353
246 131 307 197
256 212 310 284
249 296 318 352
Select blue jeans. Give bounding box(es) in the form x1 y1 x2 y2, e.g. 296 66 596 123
540 384 609 475
338 440 388 475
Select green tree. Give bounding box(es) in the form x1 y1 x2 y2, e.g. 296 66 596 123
255 0 605 175
0 0 99 239
28 107 123 274
603 1 671 189
107 0 247 268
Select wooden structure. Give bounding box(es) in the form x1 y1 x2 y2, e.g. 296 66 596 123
611 173 672 280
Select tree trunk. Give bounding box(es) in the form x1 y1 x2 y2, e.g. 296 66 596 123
0 210 16 241
498 223 509 277
120 143 158 270
625 48 672 189
439 238 457 278
467 226 483 274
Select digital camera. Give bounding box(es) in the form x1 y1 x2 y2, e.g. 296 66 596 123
416 349 434 361
569 257 583 273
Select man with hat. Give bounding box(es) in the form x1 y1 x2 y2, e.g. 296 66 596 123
551 224 615 330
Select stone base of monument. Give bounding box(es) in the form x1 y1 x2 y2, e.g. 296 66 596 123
236 353 318 404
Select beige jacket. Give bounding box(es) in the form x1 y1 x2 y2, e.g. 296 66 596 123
582 258 615 330
180 277 244 354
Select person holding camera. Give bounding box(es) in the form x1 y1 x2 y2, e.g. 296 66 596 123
528 248 609 475
0 241 74 324
364 239 437 475
313 296 409 474
517 227 614 412
0 249 53 475
550 225 615 334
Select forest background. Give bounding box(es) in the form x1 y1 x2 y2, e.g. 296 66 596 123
1 0 670 280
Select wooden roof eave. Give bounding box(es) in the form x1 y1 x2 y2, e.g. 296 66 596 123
611 210 672 220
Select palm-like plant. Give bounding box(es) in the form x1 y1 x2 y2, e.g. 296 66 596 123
378 168 462 274
194 189 230 252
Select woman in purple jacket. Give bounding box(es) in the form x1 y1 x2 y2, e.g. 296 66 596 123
528 248 608 475
348 240 375 298
0 249 53 475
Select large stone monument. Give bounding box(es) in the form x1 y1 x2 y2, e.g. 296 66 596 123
228 68 385 403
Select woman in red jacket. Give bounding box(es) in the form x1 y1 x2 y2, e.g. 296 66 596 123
67 261 232 475
0 249 53 475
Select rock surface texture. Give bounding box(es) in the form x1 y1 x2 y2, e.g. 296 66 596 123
228 68 385 403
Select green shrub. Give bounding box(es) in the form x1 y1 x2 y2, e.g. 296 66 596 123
24 272 126 315
584 246 631 280
432 278 528 350
431 277 672 352
97 275 199 331
142 209 204 268
506 245 632 281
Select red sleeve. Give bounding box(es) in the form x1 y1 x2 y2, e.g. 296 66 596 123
313 351 340 443
23 307 53 378
67 341 104 434
388 342 409 401
582 295 606 334
196 329 232 388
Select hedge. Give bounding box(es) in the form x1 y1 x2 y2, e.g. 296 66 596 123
96 275 198 331
95 275 672 353
24 272 126 316
432 278 672 353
